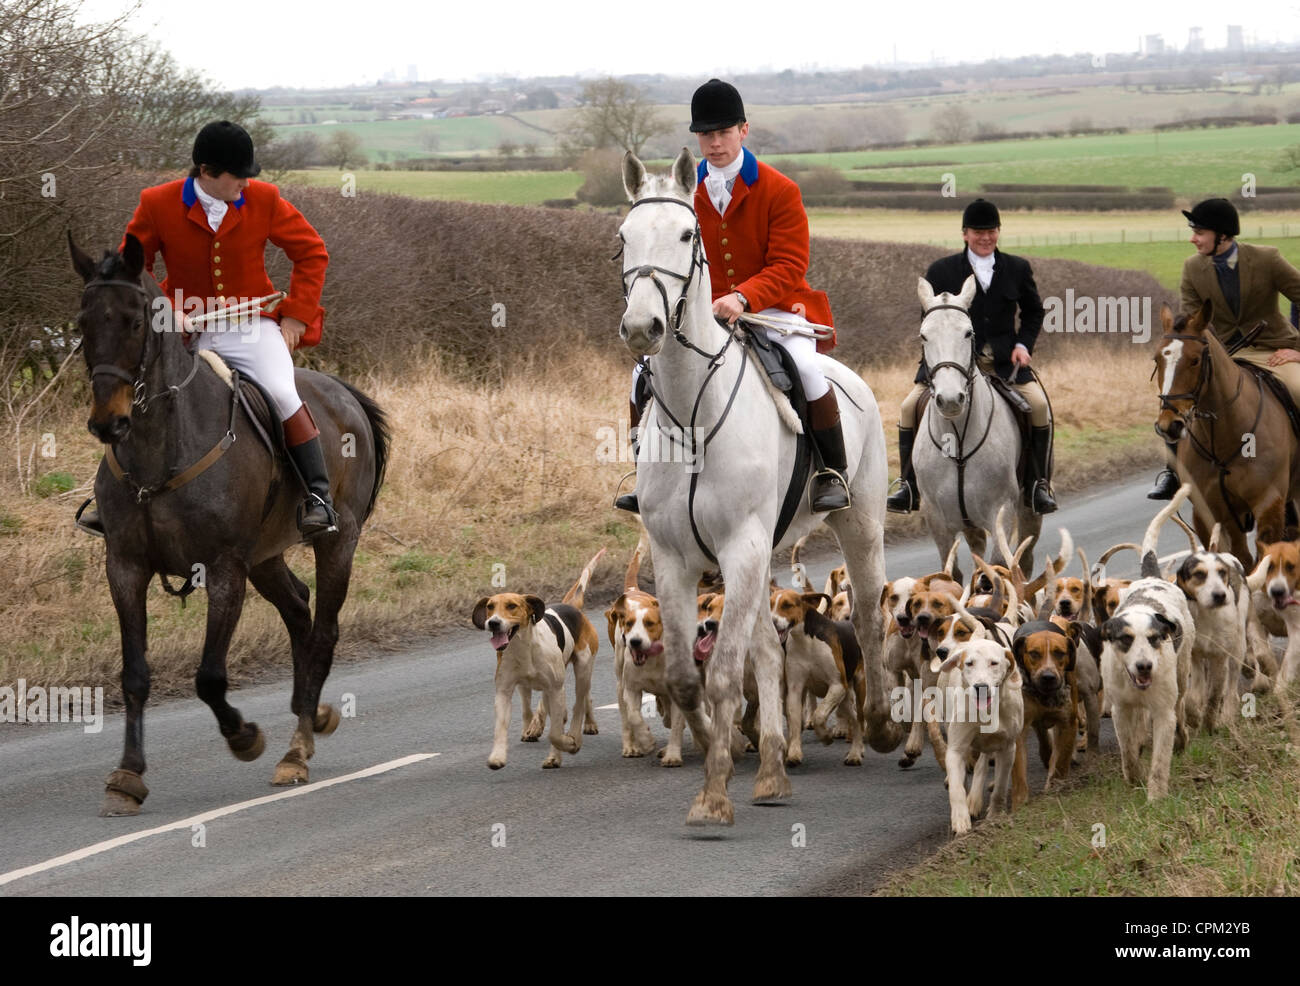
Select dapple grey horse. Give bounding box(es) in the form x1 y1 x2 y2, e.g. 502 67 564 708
913 276 1040 581
618 149 901 826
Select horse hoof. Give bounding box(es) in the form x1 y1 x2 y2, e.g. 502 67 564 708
313 704 341 735
752 771 793 803
100 789 142 817
686 790 734 826
271 758 309 786
100 769 148 816
228 723 265 762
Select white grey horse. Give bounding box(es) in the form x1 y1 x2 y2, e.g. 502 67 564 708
618 149 901 826
912 276 1039 580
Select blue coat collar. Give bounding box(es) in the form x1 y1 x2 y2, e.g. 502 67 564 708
182 175 245 209
695 147 758 187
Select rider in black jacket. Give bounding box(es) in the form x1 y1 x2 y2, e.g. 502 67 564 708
887 198 1057 515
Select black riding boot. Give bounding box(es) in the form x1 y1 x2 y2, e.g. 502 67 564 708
809 391 851 512
1028 424 1058 514
1147 442 1180 500
75 498 105 538
885 426 919 513
284 404 339 539
614 398 641 514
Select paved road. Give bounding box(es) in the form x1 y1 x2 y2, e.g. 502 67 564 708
0 477 1185 897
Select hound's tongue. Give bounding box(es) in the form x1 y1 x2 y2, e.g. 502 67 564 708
490 631 510 651
694 631 715 663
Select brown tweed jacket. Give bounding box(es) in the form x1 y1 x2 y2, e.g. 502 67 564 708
1180 242 1300 350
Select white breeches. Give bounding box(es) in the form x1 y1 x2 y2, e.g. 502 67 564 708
194 316 302 421
757 308 829 401
629 307 829 403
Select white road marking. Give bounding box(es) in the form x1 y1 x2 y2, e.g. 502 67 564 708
596 703 620 710
0 753 439 888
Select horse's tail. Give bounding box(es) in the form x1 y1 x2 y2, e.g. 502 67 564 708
336 378 391 523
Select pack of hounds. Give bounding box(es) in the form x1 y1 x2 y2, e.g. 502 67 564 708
471 483 1298 836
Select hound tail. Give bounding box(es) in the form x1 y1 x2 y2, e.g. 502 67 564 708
625 530 650 592
1140 485 1191 578
563 547 607 608
791 535 814 593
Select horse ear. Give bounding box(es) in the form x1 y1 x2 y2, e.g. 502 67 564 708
121 233 144 279
672 146 696 195
917 276 936 309
622 151 647 201
68 231 97 283
957 274 977 310
1160 303 1174 335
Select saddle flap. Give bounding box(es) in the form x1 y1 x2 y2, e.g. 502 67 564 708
746 326 794 392
235 380 284 456
1233 359 1300 441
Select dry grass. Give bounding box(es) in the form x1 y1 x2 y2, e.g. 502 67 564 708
870 696 1300 896
0 345 1162 700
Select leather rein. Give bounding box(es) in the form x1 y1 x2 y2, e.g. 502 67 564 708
620 194 751 564
921 303 998 529
1155 330 1262 533
81 277 234 504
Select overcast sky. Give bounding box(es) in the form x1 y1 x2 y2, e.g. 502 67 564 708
80 0 1300 91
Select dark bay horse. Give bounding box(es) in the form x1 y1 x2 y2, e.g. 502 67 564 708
1153 299 1300 568
70 233 390 815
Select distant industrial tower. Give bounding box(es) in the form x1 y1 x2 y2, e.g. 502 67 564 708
1187 26 1203 53
1227 25 1244 52
1144 34 1165 55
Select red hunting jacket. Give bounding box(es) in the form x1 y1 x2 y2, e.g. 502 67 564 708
694 148 835 352
122 177 329 347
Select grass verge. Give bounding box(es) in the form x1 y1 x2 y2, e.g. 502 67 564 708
871 697 1300 896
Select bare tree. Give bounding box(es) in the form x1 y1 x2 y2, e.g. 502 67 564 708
0 0 270 481
323 129 367 169
930 104 974 143
561 77 671 157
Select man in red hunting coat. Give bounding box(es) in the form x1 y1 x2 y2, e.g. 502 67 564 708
617 79 849 514
79 121 337 540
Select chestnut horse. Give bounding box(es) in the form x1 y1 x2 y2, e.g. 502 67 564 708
1153 299 1300 567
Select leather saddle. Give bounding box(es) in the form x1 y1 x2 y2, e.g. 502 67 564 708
1234 360 1300 442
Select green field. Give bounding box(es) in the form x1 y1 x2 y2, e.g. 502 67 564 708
1019 237 1300 290
281 168 582 205
768 124 1300 200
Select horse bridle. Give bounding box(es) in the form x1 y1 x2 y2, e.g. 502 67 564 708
920 302 996 529
620 196 714 355
81 278 198 411
1154 331 1224 418
920 303 979 385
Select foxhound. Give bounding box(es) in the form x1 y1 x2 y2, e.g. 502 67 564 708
472 549 603 770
